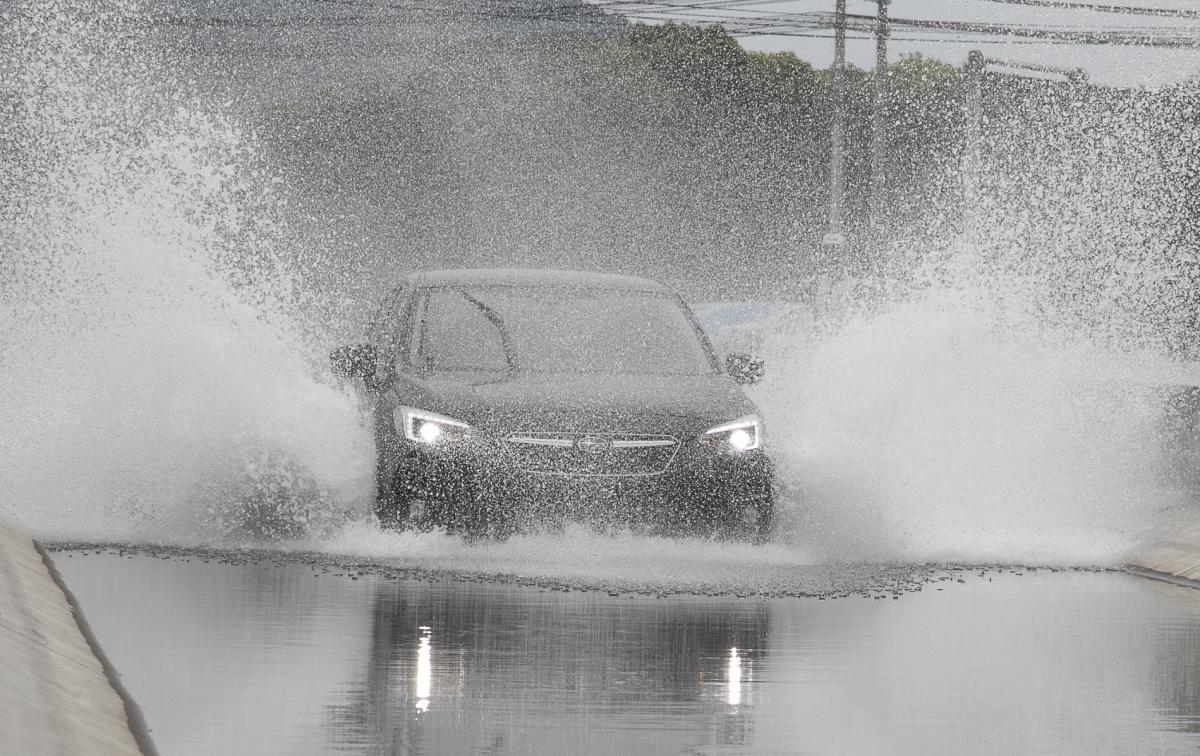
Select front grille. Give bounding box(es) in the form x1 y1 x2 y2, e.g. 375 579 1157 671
504 433 680 476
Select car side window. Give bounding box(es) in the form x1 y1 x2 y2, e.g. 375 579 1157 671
408 289 509 372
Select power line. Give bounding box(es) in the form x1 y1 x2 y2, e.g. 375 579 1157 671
599 0 1200 16
589 1 1200 48
972 0 1200 20
855 12 1200 47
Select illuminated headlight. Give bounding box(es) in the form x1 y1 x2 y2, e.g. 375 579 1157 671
395 406 470 446
700 415 762 452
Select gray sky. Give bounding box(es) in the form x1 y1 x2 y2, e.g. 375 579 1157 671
614 1 1200 87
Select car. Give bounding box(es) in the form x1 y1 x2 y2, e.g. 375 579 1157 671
331 269 774 542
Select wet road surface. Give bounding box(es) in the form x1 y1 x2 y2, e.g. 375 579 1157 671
147 0 620 107
51 548 1200 755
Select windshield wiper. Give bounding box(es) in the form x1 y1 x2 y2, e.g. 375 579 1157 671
457 289 518 376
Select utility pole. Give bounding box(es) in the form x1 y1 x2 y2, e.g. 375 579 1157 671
814 0 850 320
963 49 984 219
823 0 848 257
868 0 890 233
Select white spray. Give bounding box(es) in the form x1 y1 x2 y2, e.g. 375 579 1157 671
0 0 373 543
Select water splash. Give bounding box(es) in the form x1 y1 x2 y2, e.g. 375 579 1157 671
2 2 1196 570
759 81 1200 566
0 0 372 543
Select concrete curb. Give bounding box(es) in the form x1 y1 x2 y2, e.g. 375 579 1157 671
1126 508 1200 590
0 522 154 756
1125 565 1200 591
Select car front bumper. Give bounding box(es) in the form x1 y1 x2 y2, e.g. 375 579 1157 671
382 435 774 534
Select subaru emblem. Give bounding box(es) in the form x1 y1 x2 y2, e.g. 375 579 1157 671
575 435 612 455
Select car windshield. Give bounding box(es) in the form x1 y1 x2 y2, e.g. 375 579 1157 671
405 285 715 376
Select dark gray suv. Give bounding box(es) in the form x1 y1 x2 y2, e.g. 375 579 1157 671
332 269 773 541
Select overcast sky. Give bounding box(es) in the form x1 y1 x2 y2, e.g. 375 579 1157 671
619 0 1200 87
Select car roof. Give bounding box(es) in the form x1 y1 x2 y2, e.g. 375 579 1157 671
406 268 674 294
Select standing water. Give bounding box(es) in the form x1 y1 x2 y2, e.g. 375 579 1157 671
50 550 1200 755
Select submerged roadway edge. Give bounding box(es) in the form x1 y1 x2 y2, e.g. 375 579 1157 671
1125 565 1200 591
0 521 157 756
1126 508 1200 591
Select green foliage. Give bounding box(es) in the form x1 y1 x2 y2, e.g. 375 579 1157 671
623 23 749 98
744 52 822 103
258 17 1200 344
613 23 970 246
888 53 963 94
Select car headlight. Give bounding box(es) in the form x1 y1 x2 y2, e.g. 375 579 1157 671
395 406 471 445
700 415 762 452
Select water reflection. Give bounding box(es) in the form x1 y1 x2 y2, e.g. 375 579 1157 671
332 581 770 754
727 647 743 707
415 627 432 713
49 552 1200 755
1145 581 1200 736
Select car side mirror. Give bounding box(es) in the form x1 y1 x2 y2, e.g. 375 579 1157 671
726 353 765 385
330 343 378 379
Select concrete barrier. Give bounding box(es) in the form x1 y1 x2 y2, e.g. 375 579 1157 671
1127 508 1200 588
0 522 154 755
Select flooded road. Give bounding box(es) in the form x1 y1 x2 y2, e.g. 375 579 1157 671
51 549 1200 755
8 2 1200 752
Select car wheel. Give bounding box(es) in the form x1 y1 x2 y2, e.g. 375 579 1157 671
750 491 774 545
375 470 408 530
375 457 431 531
450 497 514 542
713 488 774 544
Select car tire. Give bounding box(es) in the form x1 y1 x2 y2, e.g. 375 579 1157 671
375 452 431 531
712 488 774 544
750 491 774 545
451 497 514 542
375 469 407 530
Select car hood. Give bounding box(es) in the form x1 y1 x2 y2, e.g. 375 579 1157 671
386 371 756 436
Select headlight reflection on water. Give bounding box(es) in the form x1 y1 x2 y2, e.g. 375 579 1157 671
415 626 432 712
727 646 742 707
